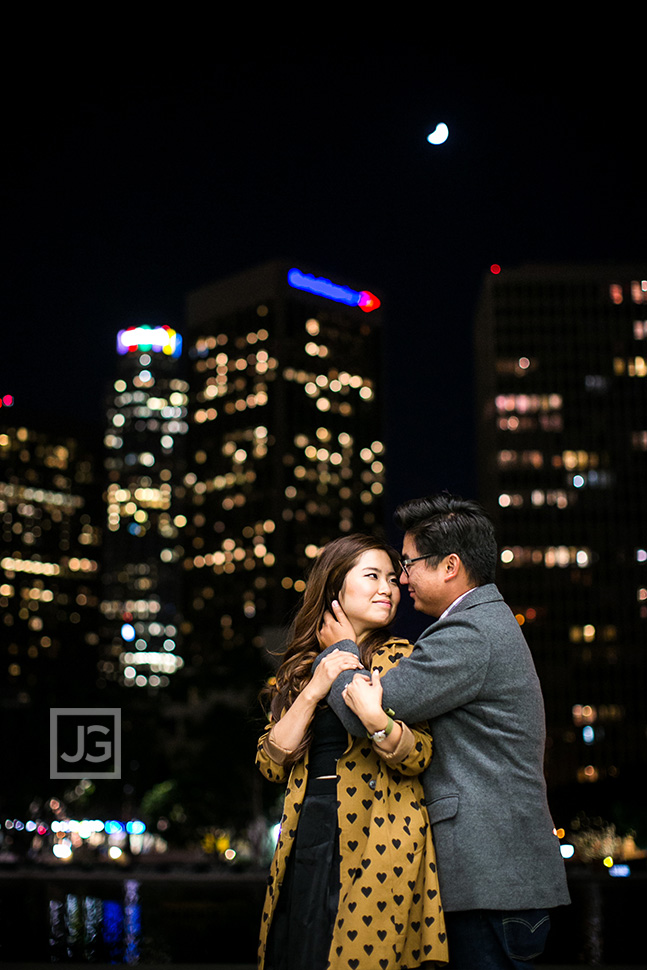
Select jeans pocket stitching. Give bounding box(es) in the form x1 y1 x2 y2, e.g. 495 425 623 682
502 912 551 961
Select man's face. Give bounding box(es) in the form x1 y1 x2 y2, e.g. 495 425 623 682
400 533 449 617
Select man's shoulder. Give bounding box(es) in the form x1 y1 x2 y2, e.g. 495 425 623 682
451 585 520 631
428 585 505 625
417 585 511 641
456 583 503 610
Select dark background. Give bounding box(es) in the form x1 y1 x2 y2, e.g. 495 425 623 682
2 28 644 538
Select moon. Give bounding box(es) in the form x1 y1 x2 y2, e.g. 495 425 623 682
427 123 449 145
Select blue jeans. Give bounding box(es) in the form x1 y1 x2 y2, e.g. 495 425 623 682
444 909 551 969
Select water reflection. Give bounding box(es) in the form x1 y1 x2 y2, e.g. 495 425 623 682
1 870 267 965
124 879 141 964
48 879 141 963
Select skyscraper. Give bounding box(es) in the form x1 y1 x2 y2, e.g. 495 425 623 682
181 260 386 695
475 263 647 800
0 418 102 807
0 422 101 701
100 325 189 691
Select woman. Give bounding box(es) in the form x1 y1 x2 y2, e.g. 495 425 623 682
256 534 447 970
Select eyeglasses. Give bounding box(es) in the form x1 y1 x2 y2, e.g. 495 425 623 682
399 555 430 577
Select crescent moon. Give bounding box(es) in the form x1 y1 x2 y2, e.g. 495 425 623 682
427 123 449 145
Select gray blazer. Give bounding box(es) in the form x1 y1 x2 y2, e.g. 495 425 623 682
324 584 570 912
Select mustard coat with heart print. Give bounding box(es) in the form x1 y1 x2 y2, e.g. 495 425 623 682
256 638 448 970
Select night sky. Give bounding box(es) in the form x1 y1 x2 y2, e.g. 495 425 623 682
3 34 645 522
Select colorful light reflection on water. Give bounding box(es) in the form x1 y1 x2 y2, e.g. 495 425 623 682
48 879 141 963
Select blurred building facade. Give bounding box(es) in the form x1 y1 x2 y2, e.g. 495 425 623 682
0 421 101 703
0 417 102 806
100 325 189 691
181 260 387 698
475 264 647 794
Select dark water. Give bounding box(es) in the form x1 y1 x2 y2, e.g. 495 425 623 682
541 870 645 966
0 866 644 966
0 868 265 965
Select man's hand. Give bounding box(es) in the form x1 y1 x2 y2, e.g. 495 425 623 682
342 669 401 745
342 668 383 720
318 599 357 648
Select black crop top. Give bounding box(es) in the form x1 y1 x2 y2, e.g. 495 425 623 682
307 705 348 778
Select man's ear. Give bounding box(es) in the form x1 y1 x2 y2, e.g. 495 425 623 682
444 554 461 580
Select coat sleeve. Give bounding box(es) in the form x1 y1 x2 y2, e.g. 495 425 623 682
379 614 490 723
374 721 433 776
314 641 369 736
255 723 290 784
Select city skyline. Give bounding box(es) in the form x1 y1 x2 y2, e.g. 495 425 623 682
1 257 645 908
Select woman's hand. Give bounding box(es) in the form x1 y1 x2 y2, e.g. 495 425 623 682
268 649 363 754
305 648 363 703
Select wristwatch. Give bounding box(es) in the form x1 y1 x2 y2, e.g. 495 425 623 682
368 715 394 742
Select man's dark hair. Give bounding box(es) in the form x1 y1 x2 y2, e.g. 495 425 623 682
394 492 497 586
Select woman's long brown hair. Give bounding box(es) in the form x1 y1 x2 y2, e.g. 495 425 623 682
265 534 402 764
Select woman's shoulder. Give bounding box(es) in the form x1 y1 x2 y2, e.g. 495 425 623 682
384 636 414 649
372 637 415 662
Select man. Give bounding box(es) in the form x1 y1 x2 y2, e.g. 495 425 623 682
319 493 570 970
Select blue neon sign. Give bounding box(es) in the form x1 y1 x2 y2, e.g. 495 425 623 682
287 268 380 313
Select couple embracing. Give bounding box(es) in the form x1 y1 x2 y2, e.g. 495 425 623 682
257 493 569 970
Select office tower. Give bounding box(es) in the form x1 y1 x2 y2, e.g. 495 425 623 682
182 261 386 695
100 325 189 690
475 264 647 797
0 419 102 806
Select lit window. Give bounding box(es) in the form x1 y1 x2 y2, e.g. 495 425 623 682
572 704 597 725
631 280 647 304
577 765 599 783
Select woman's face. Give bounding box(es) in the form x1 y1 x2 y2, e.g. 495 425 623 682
338 549 400 640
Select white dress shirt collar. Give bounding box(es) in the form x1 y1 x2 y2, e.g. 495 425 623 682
439 586 478 621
